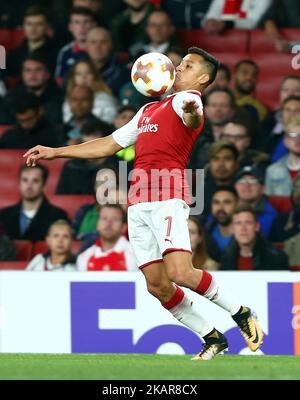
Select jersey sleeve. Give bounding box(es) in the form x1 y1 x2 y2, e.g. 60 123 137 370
171 91 203 126
112 105 145 148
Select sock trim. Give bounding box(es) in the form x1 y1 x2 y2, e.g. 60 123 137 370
163 286 185 310
196 270 212 294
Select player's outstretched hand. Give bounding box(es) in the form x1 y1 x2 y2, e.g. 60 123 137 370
182 99 203 117
23 145 56 167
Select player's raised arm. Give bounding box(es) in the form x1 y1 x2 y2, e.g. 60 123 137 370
182 99 203 129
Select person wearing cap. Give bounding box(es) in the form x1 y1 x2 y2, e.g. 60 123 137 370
203 141 239 217
4 55 63 125
221 204 289 271
265 116 300 196
235 165 278 238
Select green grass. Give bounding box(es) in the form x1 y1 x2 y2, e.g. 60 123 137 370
0 354 299 380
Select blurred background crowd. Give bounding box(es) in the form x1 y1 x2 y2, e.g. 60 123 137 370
0 0 299 272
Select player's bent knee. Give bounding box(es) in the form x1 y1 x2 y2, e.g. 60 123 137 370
167 267 193 286
147 282 173 301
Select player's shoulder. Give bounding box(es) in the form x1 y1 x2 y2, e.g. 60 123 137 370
171 90 202 99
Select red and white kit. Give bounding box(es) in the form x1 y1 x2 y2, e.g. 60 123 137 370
112 90 204 268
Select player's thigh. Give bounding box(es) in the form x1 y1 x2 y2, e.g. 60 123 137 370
127 205 162 268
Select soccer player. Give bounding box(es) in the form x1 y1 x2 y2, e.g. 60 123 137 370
24 47 264 360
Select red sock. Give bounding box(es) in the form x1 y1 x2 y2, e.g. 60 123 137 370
163 286 185 309
196 270 212 295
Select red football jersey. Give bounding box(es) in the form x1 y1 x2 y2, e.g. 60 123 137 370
113 90 204 205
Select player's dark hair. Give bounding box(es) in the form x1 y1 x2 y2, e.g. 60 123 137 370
15 93 41 114
81 117 112 137
233 203 258 221
19 163 49 185
219 63 231 81
283 95 300 107
235 59 259 73
204 87 236 108
212 185 238 200
208 141 239 161
98 204 127 223
69 6 95 21
188 47 220 86
24 5 50 23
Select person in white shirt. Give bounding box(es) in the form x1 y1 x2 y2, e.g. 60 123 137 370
77 204 137 271
27 220 77 271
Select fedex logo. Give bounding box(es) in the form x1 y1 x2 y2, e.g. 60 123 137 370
71 282 300 355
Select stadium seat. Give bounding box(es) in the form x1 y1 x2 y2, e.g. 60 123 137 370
268 195 292 213
208 52 249 71
249 28 300 53
253 53 296 77
0 125 13 138
0 261 27 270
0 194 20 210
0 149 25 169
255 76 282 110
0 29 13 51
11 29 24 49
14 240 33 262
176 29 249 53
31 240 83 257
49 195 95 220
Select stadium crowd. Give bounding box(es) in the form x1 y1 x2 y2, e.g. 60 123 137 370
0 0 300 271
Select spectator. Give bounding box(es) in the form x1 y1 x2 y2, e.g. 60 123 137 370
0 165 68 242
165 46 185 68
207 63 231 92
110 0 153 52
55 7 96 84
203 141 239 216
6 5 59 79
56 117 118 194
64 59 118 125
235 165 278 238
263 0 300 53
0 94 63 149
264 95 300 162
0 228 16 261
4 54 63 125
188 216 219 271
206 186 237 254
77 204 137 271
221 118 270 170
26 220 77 271
233 60 267 123
263 77 300 150
85 27 130 96
114 104 137 164
265 116 300 196
130 9 176 58
203 0 271 32
64 85 96 144
162 0 211 29
221 204 289 270
73 0 109 27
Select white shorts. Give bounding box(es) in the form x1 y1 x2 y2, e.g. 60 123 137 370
127 198 192 269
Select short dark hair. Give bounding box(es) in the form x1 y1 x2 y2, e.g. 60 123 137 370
204 87 236 108
23 53 50 71
69 6 95 21
208 141 239 161
235 59 259 74
15 93 41 114
99 204 127 223
81 117 112 137
19 164 49 185
283 95 300 107
233 203 258 221
219 63 231 81
24 5 50 23
225 117 250 137
188 47 220 86
212 185 238 200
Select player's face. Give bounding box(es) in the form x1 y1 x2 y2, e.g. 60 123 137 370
280 78 300 104
232 212 259 246
235 63 258 95
19 169 45 201
23 15 48 41
221 123 250 153
282 100 300 125
235 175 264 203
97 207 125 241
46 225 72 255
69 15 95 42
22 60 50 89
204 92 234 125
174 54 209 92
212 191 237 225
210 149 238 181
284 124 300 155
188 219 203 251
